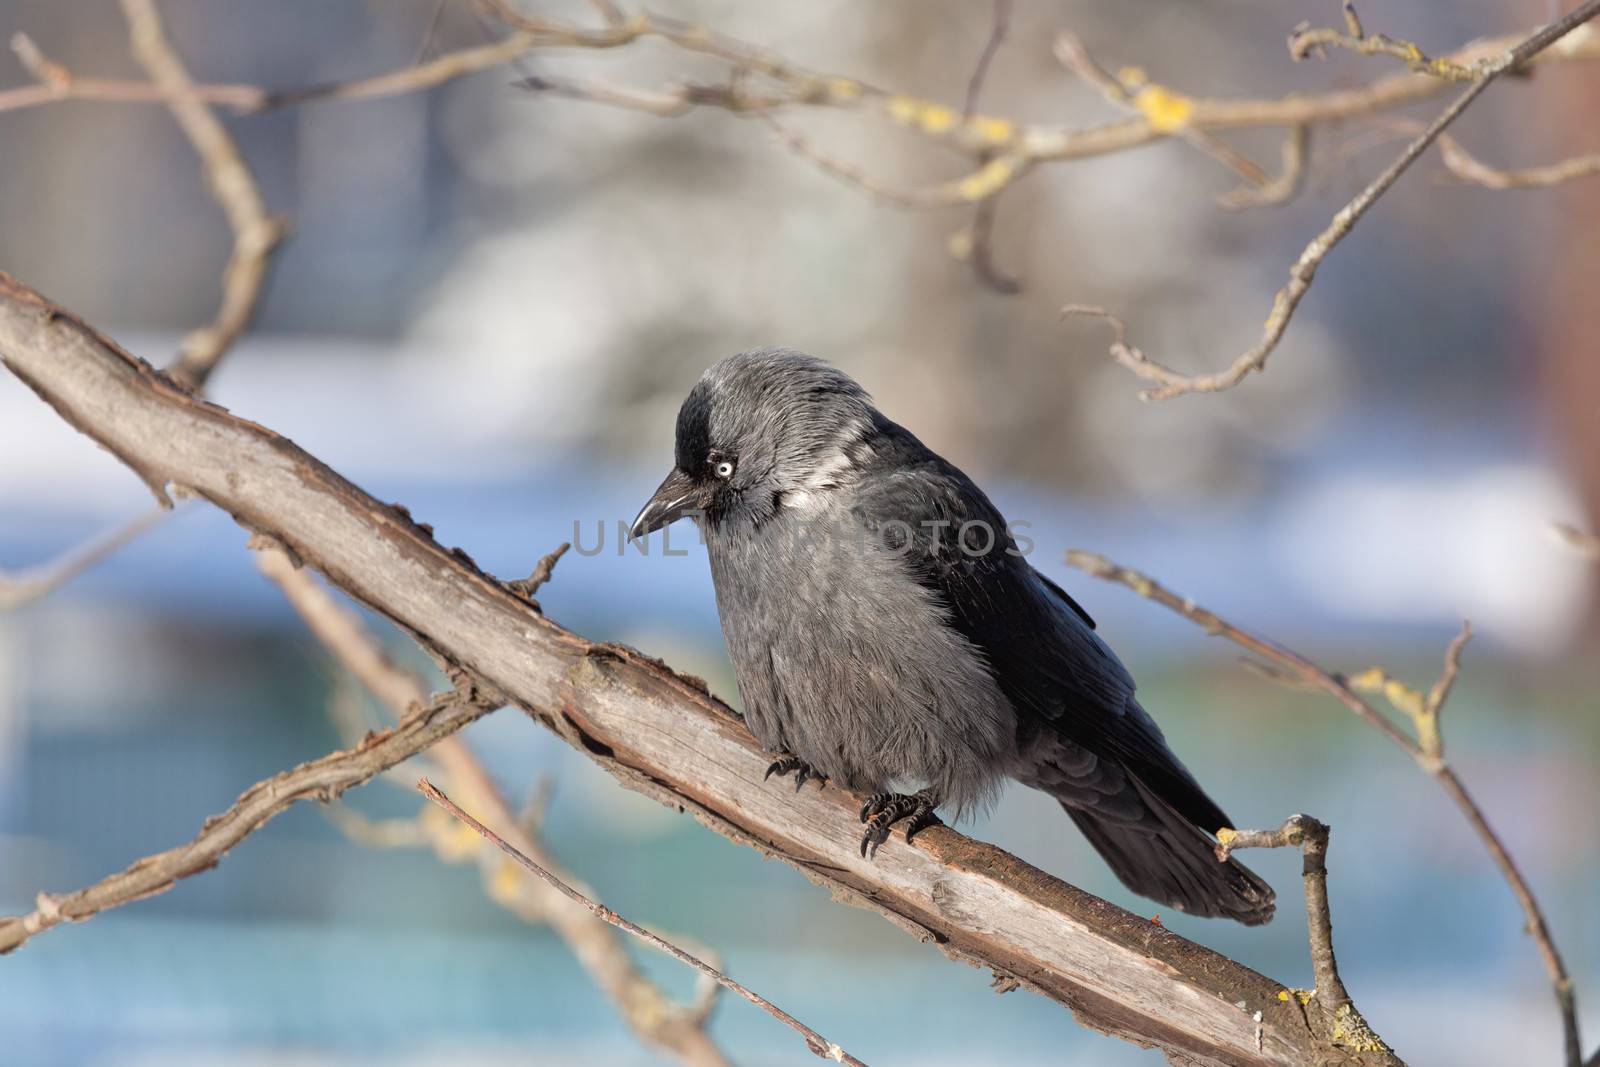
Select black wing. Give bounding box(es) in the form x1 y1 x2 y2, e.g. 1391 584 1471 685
849 418 1229 832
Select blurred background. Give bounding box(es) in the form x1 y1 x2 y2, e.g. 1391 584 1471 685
2 1 1596 1064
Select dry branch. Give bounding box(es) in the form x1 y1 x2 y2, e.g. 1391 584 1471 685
1437 137 1600 190
0 685 502 953
421 777 865 1067
1218 817 1389 1058
1066 550 1581 1067
122 0 285 389
1552 523 1600 560
0 505 167 610
1071 0 1600 401
1289 3 1480 82
1 2 287 611
0 274 1391 1067
256 546 731 1067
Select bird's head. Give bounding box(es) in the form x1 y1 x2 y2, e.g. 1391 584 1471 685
630 347 874 539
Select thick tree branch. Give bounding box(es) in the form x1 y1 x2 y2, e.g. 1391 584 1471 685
0 275 1393 1067
420 777 865 1067
1067 551 1581 1067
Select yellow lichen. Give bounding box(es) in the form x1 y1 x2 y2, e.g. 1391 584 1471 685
957 156 1016 200
1135 84 1193 133
1217 827 1238 845
948 228 975 261
827 77 863 101
919 104 959 134
968 115 1016 145
1330 1003 1390 1054
887 95 920 125
487 857 523 905
422 803 480 861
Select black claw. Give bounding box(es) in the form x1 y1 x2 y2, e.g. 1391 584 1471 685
856 789 940 859
860 791 891 823
765 754 826 791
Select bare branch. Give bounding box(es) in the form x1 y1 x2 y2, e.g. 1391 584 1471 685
1066 550 1580 1065
1218 816 1393 1058
953 0 1021 294
257 544 730 1067
507 540 570 601
0 31 264 112
1289 2 1480 81
1054 33 1271 190
121 0 286 389
1552 522 1600 559
0 3 287 609
0 686 501 954
1219 125 1310 210
421 777 867 1067
759 110 1032 208
1074 0 1600 401
0 274 1375 1066
5 5 1598 218
0 505 167 611
1437 135 1600 189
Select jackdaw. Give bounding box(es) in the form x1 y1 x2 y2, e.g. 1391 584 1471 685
631 348 1275 924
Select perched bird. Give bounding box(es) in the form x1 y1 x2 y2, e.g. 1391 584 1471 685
631 349 1275 925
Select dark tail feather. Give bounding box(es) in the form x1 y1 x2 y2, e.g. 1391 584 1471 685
1062 781 1276 926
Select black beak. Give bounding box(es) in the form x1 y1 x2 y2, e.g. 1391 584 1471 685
630 467 703 541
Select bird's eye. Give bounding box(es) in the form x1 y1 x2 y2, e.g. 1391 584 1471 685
713 460 735 479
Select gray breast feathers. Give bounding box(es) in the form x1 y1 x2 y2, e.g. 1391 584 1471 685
705 506 1017 816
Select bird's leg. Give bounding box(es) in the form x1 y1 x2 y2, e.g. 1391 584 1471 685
859 788 942 858
764 753 827 792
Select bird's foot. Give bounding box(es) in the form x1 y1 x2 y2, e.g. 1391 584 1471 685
859 789 942 858
764 754 827 793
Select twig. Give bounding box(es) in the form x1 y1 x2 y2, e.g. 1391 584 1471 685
1053 33 1271 190
1289 2 1480 81
122 0 286 389
255 544 730 1067
413 0 451 64
0 685 501 954
0 4 286 609
0 505 168 610
507 541 570 600
1066 550 1581 1066
1218 816 1391 1056
1220 125 1309 209
1074 0 1600 401
1552 522 1600 559
5 7 1598 208
950 0 1021 294
759 109 1032 208
419 777 870 1067
0 31 264 112
1438 136 1600 189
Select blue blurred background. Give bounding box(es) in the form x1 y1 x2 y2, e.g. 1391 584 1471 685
2 1 1597 1065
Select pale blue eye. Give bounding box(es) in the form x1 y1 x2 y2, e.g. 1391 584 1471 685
715 461 735 479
